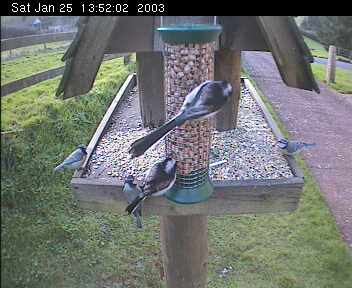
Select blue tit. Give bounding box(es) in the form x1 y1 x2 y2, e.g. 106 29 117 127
125 157 177 215
129 80 233 158
123 175 143 229
54 144 87 172
277 139 316 156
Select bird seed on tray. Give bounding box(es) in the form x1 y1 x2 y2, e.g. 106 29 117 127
84 84 293 182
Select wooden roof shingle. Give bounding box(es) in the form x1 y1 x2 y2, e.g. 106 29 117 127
56 16 319 99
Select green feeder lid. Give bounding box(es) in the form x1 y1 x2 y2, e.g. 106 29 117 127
157 24 222 44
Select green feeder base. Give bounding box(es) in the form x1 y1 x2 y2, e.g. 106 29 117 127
157 24 222 45
165 170 214 204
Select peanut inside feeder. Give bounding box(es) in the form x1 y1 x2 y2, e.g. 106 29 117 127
158 24 222 204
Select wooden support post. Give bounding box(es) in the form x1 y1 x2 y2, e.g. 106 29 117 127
215 49 241 131
326 45 336 84
136 51 165 128
160 215 208 288
123 54 131 65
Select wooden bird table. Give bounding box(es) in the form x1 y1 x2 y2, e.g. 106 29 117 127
71 25 304 288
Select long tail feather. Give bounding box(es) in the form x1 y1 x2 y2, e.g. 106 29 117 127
54 163 65 172
128 113 186 158
125 195 146 214
134 214 143 229
304 143 316 148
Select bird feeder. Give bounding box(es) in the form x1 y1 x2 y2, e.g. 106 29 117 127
60 16 320 288
157 23 222 204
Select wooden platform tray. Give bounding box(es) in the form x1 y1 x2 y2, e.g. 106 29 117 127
71 74 304 216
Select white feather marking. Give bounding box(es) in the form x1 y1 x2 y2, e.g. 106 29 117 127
152 174 176 196
165 159 176 174
226 83 232 93
181 81 211 111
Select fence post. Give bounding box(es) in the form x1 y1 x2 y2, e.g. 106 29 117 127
326 45 336 84
123 54 131 65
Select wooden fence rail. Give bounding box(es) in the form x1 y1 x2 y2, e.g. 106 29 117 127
1 32 76 51
1 67 64 96
1 54 128 97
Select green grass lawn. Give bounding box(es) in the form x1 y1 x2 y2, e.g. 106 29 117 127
1 50 66 84
303 36 329 59
1 41 70 62
311 63 352 94
303 36 352 94
303 36 351 63
2 59 352 287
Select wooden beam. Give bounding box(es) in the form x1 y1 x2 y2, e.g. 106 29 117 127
160 216 208 288
136 51 165 128
71 177 303 216
1 32 75 51
105 16 273 53
255 16 320 93
73 74 136 178
1 66 64 97
218 16 269 51
105 16 154 54
57 16 120 99
215 49 241 131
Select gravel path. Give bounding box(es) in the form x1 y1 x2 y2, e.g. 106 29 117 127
243 51 352 249
85 84 293 183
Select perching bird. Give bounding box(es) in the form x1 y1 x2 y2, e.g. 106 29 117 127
277 139 316 156
125 157 177 214
123 175 143 229
54 144 87 172
129 80 233 158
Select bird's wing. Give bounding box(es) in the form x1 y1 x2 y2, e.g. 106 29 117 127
144 167 175 195
145 177 173 195
62 149 85 165
183 105 214 120
181 81 211 111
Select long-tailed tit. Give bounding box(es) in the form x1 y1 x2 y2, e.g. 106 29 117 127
125 157 177 214
129 80 233 158
123 175 143 229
